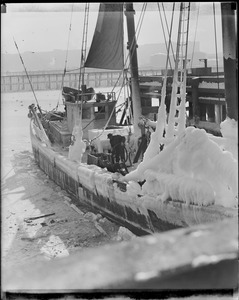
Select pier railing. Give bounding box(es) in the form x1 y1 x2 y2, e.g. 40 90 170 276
137 70 226 135
1 69 161 93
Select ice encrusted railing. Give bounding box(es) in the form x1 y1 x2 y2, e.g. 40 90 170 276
124 93 238 209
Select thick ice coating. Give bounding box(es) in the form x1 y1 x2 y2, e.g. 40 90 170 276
124 124 238 209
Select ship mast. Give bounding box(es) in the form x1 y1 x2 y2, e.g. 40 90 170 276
79 3 90 101
124 3 142 138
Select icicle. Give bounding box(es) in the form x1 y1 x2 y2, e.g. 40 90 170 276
68 108 86 162
177 76 187 135
142 103 167 162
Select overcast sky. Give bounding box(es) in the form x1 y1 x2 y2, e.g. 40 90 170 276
1 2 223 55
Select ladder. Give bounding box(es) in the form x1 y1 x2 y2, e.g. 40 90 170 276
78 3 90 89
165 2 191 143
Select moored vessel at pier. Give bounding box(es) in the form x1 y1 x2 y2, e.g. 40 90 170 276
28 2 237 234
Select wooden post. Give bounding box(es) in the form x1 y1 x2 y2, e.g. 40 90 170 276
221 3 238 121
222 104 227 121
9 76 12 91
188 101 193 119
206 104 215 122
99 73 102 87
48 74 51 90
215 104 221 124
191 77 200 123
200 104 207 121
110 72 113 86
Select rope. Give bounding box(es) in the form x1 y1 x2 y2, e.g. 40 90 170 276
88 3 148 142
164 3 175 74
161 3 176 64
56 3 74 109
107 3 147 96
190 2 200 68
159 2 176 109
67 3 146 143
78 2 90 91
13 37 42 116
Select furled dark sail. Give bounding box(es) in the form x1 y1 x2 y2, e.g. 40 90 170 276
84 3 124 70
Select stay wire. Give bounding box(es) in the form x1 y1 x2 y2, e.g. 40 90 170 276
159 2 176 108
109 3 147 95
13 37 42 116
190 2 200 68
56 3 74 109
83 3 147 138
161 3 176 63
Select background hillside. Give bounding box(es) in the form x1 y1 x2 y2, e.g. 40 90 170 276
2 43 223 74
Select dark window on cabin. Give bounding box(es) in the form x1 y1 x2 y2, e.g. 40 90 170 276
82 108 91 119
94 106 105 113
94 106 106 119
141 98 152 107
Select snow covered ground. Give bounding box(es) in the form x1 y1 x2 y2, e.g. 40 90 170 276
1 89 135 290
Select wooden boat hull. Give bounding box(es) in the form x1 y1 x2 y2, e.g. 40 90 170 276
30 120 237 235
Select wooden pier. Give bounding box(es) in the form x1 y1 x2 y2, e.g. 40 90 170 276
1 69 160 93
138 68 226 135
2 67 226 135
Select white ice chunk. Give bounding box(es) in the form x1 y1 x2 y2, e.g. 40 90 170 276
124 126 238 208
68 123 86 162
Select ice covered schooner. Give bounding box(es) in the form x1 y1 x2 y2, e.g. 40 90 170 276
28 3 237 234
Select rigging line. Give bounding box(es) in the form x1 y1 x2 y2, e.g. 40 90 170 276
84 3 147 138
86 79 126 140
76 3 90 124
110 2 147 95
213 2 221 102
134 2 147 51
111 3 146 111
83 80 125 132
90 1 147 126
190 2 200 69
56 3 74 109
184 3 191 66
157 2 175 72
160 2 176 108
122 2 146 82
78 2 90 90
157 3 173 71
64 3 74 76
161 2 176 63
135 2 147 39
13 37 43 116
100 72 133 138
